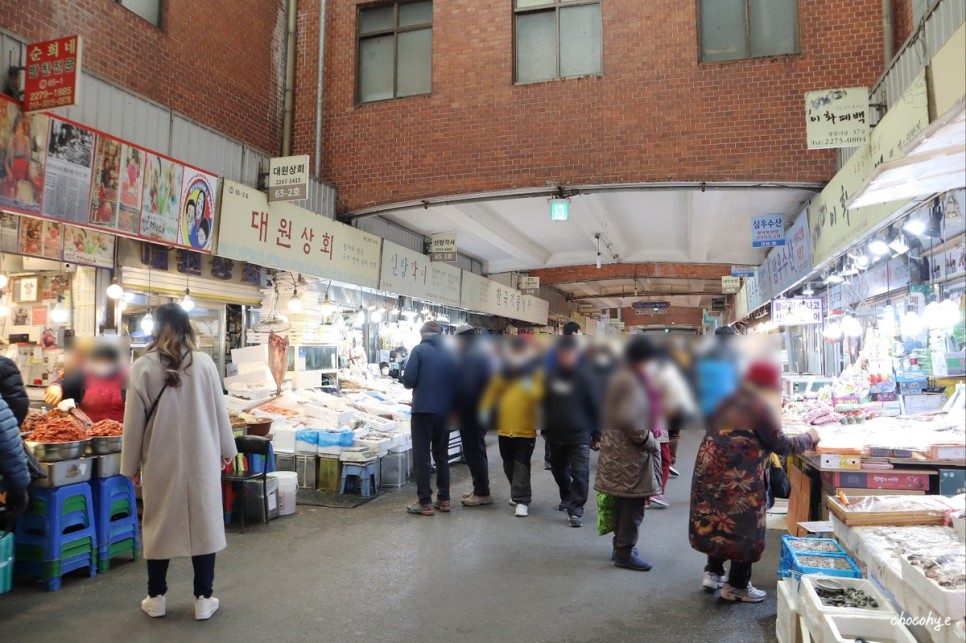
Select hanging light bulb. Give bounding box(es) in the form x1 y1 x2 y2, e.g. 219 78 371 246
106 280 124 300
596 252 602 270
901 310 923 337
369 308 383 324
841 315 862 338
824 321 842 340
140 312 155 335
391 305 400 316
50 296 70 324
180 288 195 312
903 217 926 236
401 309 416 319
320 297 336 317
867 238 890 257
288 288 303 313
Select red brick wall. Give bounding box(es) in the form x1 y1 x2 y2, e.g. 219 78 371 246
620 307 703 328
893 0 916 50
0 0 285 155
297 0 887 213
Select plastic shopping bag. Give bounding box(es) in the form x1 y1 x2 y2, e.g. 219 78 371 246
597 492 617 536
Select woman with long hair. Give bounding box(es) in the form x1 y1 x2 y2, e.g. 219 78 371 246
121 303 237 621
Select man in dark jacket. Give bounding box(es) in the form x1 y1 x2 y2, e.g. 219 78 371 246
454 325 494 507
0 355 30 425
402 321 458 516
0 394 30 525
543 336 601 528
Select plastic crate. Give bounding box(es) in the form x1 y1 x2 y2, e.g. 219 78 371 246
0 531 13 594
779 536 848 577
789 550 862 579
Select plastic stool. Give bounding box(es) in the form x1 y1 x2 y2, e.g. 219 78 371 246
339 462 377 497
91 477 140 572
15 483 98 561
16 551 96 591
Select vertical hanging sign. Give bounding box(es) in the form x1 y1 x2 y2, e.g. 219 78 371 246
22 35 83 113
430 232 457 263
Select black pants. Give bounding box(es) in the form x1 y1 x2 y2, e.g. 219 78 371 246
612 497 646 558
544 441 551 466
498 436 535 505
459 416 490 497
147 553 216 598
411 412 450 505
706 556 752 589
548 442 590 517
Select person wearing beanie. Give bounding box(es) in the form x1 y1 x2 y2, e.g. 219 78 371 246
454 325 495 507
688 359 819 603
402 320 459 516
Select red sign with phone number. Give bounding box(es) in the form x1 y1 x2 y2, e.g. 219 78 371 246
23 35 82 113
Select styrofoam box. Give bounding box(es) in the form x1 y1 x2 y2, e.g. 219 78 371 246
236 361 269 375
777 573 799 643
900 580 947 643
799 575 897 640
231 344 269 364
355 437 392 453
900 555 966 620
304 404 355 428
388 441 412 454
225 368 274 387
318 445 345 456
355 413 397 433
823 613 915 643
271 426 297 453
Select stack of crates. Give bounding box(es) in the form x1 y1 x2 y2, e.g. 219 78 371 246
92 476 140 573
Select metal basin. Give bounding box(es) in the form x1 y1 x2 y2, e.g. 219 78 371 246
86 435 123 455
26 439 89 462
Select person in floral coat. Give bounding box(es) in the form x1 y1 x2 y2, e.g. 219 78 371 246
688 360 818 603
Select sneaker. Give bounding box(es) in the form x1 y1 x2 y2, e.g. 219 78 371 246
194 596 220 621
669 466 681 478
557 502 569 512
433 499 451 513
650 495 669 509
614 553 652 572
514 503 529 517
406 502 435 516
141 595 166 618
568 514 582 528
544 461 552 470
719 584 766 603
508 499 517 506
702 571 729 591
462 490 474 499
462 494 493 507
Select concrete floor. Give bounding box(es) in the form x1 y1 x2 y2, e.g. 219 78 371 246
0 430 781 643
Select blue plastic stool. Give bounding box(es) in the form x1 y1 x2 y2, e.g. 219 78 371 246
339 462 377 497
15 483 98 560
91 476 140 572
16 551 96 591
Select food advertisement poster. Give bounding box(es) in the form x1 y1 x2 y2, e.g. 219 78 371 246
0 93 217 254
18 218 62 259
31 305 48 326
62 225 115 268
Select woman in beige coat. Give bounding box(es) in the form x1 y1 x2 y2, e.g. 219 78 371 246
594 336 663 572
121 303 237 621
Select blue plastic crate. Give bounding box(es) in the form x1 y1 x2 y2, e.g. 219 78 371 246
788 550 861 579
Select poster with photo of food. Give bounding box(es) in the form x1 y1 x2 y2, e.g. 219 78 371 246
88 135 122 228
43 119 95 224
180 169 217 251
119 145 143 209
42 274 70 300
62 224 115 268
18 218 62 259
0 99 48 215
139 152 183 244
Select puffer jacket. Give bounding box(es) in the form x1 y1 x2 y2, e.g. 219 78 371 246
402 333 459 416
480 364 544 439
594 367 662 498
0 356 30 425
0 395 30 491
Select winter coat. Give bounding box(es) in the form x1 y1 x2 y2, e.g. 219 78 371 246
121 351 237 560
696 339 740 418
402 334 458 416
456 340 492 425
480 364 544 439
543 365 601 445
689 385 814 563
593 367 662 498
0 395 29 491
0 356 30 425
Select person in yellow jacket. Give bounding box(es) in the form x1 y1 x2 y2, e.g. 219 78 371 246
480 336 544 517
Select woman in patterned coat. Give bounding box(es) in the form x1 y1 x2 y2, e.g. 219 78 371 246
689 360 818 603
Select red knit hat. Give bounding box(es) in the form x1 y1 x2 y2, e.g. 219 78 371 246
745 360 782 392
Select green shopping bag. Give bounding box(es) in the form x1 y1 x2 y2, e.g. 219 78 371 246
597 492 617 536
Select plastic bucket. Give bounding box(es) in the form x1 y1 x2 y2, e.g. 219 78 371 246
269 472 298 516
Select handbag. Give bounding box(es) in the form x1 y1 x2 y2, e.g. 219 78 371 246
767 455 791 508
144 381 169 424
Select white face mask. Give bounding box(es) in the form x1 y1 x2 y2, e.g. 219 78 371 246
87 362 115 378
381 368 390 376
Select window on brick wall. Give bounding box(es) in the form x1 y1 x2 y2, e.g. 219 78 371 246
357 1 433 103
514 0 602 83
699 0 799 62
116 0 162 27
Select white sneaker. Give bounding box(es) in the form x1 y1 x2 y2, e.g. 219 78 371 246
720 584 766 603
514 503 529 517
141 595 166 618
702 571 728 591
195 596 220 621
650 495 669 508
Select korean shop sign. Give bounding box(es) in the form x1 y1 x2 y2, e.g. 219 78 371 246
380 240 461 307
217 179 381 288
268 155 309 202
711 298 725 312
23 35 82 113
721 276 741 294
752 215 785 248
519 276 539 294
632 301 669 310
771 297 823 326
430 232 457 263
731 265 757 278
805 87 869 150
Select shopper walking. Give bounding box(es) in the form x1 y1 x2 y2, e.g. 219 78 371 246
594 336 663 571
695 326 741 424
542 322 582 469
121 303 237 621
543 336 600 527
455 325 494 507
480 337 543 517
689 360 819 603
646 348 697 508
402 321 458 516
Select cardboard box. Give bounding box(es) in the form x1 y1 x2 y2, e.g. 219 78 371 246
818 454 862 470
903 393 948 414
939 468 966 497
820 470 932 490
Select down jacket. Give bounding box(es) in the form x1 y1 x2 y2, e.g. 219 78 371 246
593 367 662 499
0 356 30 425
0 395 30 491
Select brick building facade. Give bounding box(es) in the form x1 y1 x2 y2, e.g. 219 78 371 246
294 0 892 214
0 0 286 155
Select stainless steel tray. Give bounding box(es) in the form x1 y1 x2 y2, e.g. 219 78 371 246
33 458 93 488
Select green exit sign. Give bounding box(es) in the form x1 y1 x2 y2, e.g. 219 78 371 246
550 199 570 221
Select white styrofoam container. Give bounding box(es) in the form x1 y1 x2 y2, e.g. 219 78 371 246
900 555 966 621
799 576 897 641
231 344 269 364
355 437 392 454
777 572 799 643
296 429 319 455
388 442 412 454
900 581 947 643
354 412 397 433
823 613 916 643
270 425 297 453
304 404 356 428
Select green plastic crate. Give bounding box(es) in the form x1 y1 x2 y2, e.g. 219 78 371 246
0 532 13 594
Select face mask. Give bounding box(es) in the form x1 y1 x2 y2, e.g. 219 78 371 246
88 362 115 378
381 368 390 376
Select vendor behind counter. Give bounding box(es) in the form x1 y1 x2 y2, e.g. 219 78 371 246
45 342 128 423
